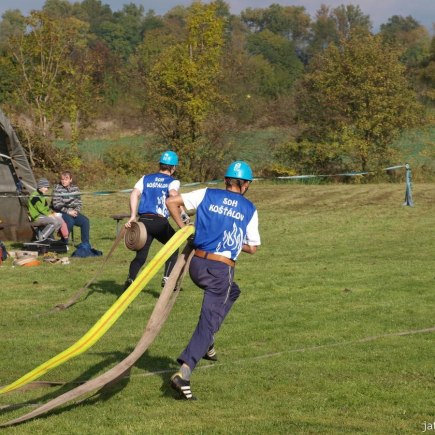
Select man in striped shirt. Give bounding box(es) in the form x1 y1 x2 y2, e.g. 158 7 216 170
52 171 90 245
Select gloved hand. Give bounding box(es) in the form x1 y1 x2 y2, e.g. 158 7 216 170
180 211 190 224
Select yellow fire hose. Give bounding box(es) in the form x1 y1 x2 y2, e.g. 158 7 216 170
0 240 194 427
0 225 194 397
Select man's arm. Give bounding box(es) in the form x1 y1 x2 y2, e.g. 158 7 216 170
125 188 141 228
242 210 260 255
166 194 186 229
32 196 55 217
169 188 189 223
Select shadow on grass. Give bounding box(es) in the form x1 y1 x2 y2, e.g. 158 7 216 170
83 279 160 299
84 280 160 300
135 351 179 399
84 279 125 298
0 349 127 417
0 349 179 423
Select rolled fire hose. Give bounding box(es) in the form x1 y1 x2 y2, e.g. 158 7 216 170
124 221 147 251
0 240 194 427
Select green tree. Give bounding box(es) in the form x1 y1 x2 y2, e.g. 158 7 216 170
80 0 113 35
418 35 435 103
380 15 431 68
331 4 372 38
142 9 164 33
106 3 146 59
241 3 310 66
43 0 72 16
308 4 372 57
144 2 225 180
8 11 98 167
307 5 337 55
241 4 310 45
287 30 423 173
0 9 25 49
0 10 25 102
246 29 303 96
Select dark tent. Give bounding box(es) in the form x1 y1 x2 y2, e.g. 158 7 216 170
0 109 36 242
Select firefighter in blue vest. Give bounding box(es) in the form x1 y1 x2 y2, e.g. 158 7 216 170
166 161 261 400
124 151 187 290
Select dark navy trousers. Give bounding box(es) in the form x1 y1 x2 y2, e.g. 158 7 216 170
61 212 90 244
177 256 241 370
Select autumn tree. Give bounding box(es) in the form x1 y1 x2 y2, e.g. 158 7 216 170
42 0 86 19
0 10 25 103
308 4 372 57
144 1 226 180
8 11 98 168
283 30 423 174
246 29 303 96
241 4 310 48
418 35 435 104
380 15 431 68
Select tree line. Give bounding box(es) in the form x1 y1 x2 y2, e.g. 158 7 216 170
0 0 433 181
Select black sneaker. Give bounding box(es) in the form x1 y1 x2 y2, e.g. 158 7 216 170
203 344 217 361
170 373 197 400
123 278 133 291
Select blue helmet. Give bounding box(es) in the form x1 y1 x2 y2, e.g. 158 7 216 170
159 150 178 166
225 161 253 181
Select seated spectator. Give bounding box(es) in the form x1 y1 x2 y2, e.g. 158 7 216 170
28 178 69 242
52 171 90 245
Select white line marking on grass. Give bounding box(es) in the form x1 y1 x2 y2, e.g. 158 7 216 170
4 324 433 404
134 325 435 377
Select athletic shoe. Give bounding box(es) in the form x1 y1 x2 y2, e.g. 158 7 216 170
203 344 217 361
170 373 197 400
123 278 133 291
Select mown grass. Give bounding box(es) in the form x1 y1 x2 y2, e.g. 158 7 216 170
58 129 290 163
0 182 434 434
56 134 154 159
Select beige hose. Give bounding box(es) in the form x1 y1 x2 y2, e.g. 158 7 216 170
124 221 147 251
0 243 194 427
53 227 127 311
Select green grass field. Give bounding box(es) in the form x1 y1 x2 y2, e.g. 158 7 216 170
0 182 434 433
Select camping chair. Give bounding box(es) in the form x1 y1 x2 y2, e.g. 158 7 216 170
28 217 74 244
29 218 55 242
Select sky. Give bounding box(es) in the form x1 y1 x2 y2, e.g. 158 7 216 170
0 0 434 31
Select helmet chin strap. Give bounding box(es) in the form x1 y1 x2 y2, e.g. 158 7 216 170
236 179 250 196
225 178 249 195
